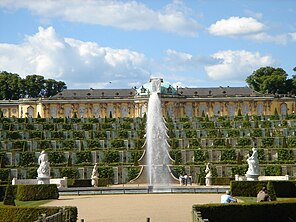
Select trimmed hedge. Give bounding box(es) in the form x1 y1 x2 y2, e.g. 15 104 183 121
231 181 296 197
0 206 77 222
68 179 92 187
16 184 59 201
192 201 296 222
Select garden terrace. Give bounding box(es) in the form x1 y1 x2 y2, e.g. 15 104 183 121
0 114 296 185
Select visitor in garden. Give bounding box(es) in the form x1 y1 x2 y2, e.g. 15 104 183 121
220 190 237 203
188 174 192 185
184 174 188 186
257 187 271 202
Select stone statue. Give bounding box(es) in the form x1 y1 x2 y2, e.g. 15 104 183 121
205 162 212 178
37 150 50 177
91 163 99 187
205 162 212 186
246 147 259 175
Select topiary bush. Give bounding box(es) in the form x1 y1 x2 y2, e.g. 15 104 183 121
3 184 15 206
16 184 59 201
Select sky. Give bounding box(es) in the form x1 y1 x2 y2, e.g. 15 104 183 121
0 0 295 89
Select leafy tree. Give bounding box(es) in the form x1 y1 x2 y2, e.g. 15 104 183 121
0 71 23 99
23 75 45 98
0 71 66 99
246 66 288 94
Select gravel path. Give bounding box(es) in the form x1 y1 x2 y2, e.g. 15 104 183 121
43 193 221 222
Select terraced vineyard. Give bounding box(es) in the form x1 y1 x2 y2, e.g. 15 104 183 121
0 114 296 185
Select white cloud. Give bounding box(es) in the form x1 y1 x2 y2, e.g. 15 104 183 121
0 26 150 88
205 50 275 81
248 33 288 44
289 32 296 41
208 16 265 36
0 0 201 36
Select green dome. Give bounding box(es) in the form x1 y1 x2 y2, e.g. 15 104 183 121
136 79 177 96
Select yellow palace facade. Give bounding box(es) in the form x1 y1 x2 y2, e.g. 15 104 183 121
1 78 295 119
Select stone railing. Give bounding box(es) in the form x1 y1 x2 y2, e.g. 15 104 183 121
235 174 291 181
12 177 68 188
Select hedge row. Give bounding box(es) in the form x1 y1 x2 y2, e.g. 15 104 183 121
0 206 77 222
192 201 296 222
16 184 59 201
0 184 59 201
230 181 296 197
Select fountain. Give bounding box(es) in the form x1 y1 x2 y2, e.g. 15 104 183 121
131 78 178 189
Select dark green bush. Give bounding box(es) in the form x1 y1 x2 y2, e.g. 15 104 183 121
0 206 77 222
19 152 37 167
68 179 91 187
75 151 92 164
48 152 66 165
16 184 59 201
128 167 140 180
60 167 79 179
3 184 15 206
193 201 296 222
231 181 296 197
104 150 119 163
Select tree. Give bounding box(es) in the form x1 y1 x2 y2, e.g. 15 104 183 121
0 71 23 100
246 66 288 94
42 79 67 97
0 71 67 99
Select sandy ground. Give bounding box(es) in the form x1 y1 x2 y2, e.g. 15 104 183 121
43 193 221 222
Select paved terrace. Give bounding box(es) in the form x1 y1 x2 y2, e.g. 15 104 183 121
43 185 229 221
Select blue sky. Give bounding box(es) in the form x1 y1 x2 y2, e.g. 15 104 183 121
0 0 295 89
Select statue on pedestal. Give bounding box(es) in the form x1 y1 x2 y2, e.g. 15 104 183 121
37 150 50 184
205 162 212 186
91 163 99 187
37 151 50 177
246 147 260 181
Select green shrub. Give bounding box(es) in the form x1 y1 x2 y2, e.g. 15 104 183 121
104 150 119 163
128 167 140 180
98 167 114 181
0 206 77 222
277 149 294 160
237 137 252 147
264 165 282 176
221 149 236 161
68 179 91 187
60 167 79 179
192 202 296 222
75 151 92 164
16 184 59 201
267 181 277 201
48 152 66 165
19 152 37 167
110 139 124 148
26 167 37 179
3 184 15 206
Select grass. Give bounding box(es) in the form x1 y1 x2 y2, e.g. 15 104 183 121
237 196 296 203
0 199 53 207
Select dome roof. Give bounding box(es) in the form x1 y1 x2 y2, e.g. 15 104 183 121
136 79 177 96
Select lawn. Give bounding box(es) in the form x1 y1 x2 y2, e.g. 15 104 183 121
0 199 53 207
238 196 296 203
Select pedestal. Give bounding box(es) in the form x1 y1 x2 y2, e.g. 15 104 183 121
245 174 259 181
37 176 50 184
205 177 212 186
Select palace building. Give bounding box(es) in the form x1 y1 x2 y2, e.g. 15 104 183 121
0 78 295 118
